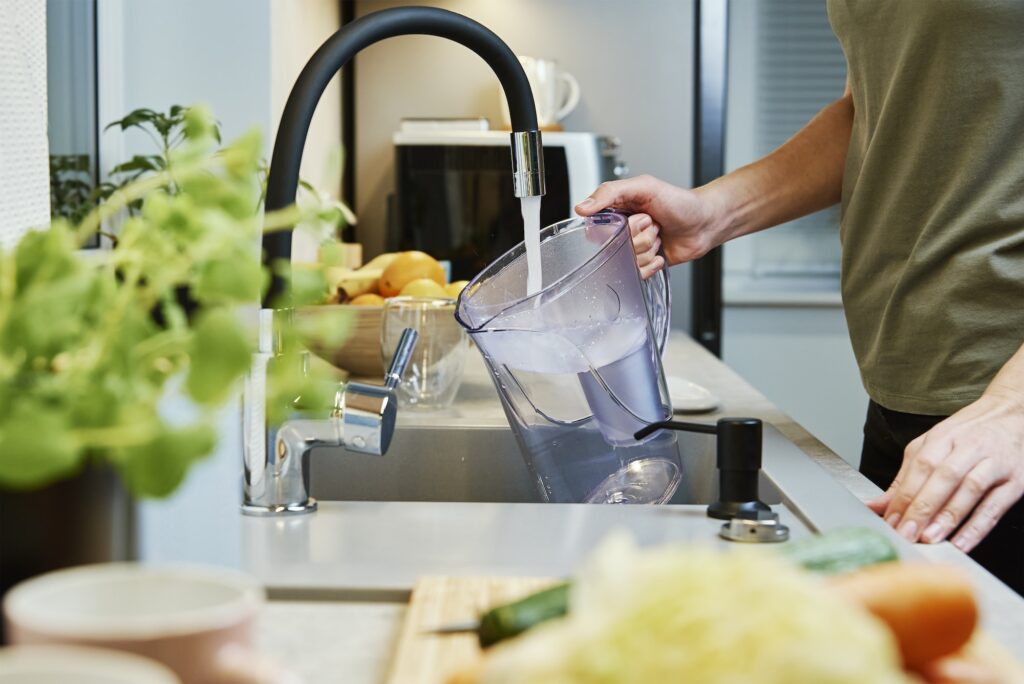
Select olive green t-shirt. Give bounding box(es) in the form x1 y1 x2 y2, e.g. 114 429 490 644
828 0 1024 415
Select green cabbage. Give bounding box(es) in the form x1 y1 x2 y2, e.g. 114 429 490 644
479 534 910 684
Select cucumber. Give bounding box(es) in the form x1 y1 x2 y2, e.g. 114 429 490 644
478 582 571 648
779 527 898 575
475 527 897 648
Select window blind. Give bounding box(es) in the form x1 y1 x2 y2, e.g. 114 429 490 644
757 0 847 155
752 0 847 277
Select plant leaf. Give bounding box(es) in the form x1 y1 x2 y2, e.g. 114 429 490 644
0 406 81 489
192 254 264 305
104 108 160 132
185 309 252 405
111 155 165 175
115 423 216 498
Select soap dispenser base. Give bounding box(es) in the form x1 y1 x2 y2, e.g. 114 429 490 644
706 499 771 521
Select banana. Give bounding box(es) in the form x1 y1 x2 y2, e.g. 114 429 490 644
324 252 406 302
359 251 403 273
327 266 382 300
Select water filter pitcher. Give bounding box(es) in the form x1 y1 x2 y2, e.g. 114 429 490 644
456 212 681 503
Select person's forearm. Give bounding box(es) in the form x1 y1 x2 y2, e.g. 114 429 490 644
699 90 854 242
986 340 1024 409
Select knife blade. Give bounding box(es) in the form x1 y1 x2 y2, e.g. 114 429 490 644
421 620 481 636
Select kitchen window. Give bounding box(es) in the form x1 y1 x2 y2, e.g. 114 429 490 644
47 0 100 246
723 0 848 300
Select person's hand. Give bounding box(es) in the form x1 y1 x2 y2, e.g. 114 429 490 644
866 390 1024 552
575 175 724 279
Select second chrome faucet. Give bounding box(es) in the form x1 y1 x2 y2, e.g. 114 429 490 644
242 314 417 516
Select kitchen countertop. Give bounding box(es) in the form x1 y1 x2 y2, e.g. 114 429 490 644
242 332 1023 681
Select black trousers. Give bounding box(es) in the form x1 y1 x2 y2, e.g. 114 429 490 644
860 400 1024 595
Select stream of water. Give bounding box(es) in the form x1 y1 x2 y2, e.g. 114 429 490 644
521 195 543 296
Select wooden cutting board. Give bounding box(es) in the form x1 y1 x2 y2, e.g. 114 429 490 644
386 576 557 684
387 578 1024 684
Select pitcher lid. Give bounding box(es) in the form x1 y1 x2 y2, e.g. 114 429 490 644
455 211 629 332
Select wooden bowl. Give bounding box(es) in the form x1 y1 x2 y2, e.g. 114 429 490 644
297 304 384 377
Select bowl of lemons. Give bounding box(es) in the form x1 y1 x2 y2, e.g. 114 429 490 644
299 250 468 378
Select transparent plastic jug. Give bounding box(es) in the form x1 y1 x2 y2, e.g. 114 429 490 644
456 212 681 504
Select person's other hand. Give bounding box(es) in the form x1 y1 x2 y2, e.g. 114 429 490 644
575 175 724 279
866 390 1024 552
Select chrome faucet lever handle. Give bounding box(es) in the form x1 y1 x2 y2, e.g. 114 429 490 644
338 327 418 456
385 328 419 390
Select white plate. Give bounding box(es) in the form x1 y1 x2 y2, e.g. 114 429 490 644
0 645 180 684
666 376 720 414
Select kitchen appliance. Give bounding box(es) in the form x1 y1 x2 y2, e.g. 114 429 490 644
455 211 679 504
497 56 580 129
390 129 624 281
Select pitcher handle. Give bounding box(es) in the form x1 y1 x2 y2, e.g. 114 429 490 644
642 263 672 355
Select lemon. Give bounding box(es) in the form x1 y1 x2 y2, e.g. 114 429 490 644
380 251 446 297
349 293 385 306
399 278 449 298
445 280 470 298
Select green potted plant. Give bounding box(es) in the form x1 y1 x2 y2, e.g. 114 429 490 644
0 105 347 605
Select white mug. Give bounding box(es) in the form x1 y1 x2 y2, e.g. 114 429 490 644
499 56 580 129
3 563 300 684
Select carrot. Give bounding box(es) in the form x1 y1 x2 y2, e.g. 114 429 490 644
447 662 485 684
828 563 979 670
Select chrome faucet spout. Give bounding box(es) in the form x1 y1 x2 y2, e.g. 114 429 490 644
511 130 546 198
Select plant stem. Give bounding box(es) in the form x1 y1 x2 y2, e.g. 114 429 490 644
132 327 190 360
263 204 304 233
75 157 219 245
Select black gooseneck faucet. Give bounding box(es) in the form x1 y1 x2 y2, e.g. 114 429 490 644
243 7 546 516
262 5 546 306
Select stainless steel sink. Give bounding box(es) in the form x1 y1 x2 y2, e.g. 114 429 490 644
308 425 781 505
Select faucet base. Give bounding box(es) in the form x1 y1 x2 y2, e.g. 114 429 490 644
241 498 318 517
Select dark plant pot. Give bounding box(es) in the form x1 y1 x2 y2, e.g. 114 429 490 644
0 466 134 643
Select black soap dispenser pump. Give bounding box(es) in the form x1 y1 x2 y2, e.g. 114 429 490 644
634 417 772 520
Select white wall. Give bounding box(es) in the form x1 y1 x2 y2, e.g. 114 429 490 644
352 0 695 329
108 0 343 181
723 306 868 465
270 0 343 193
116 0 273 157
